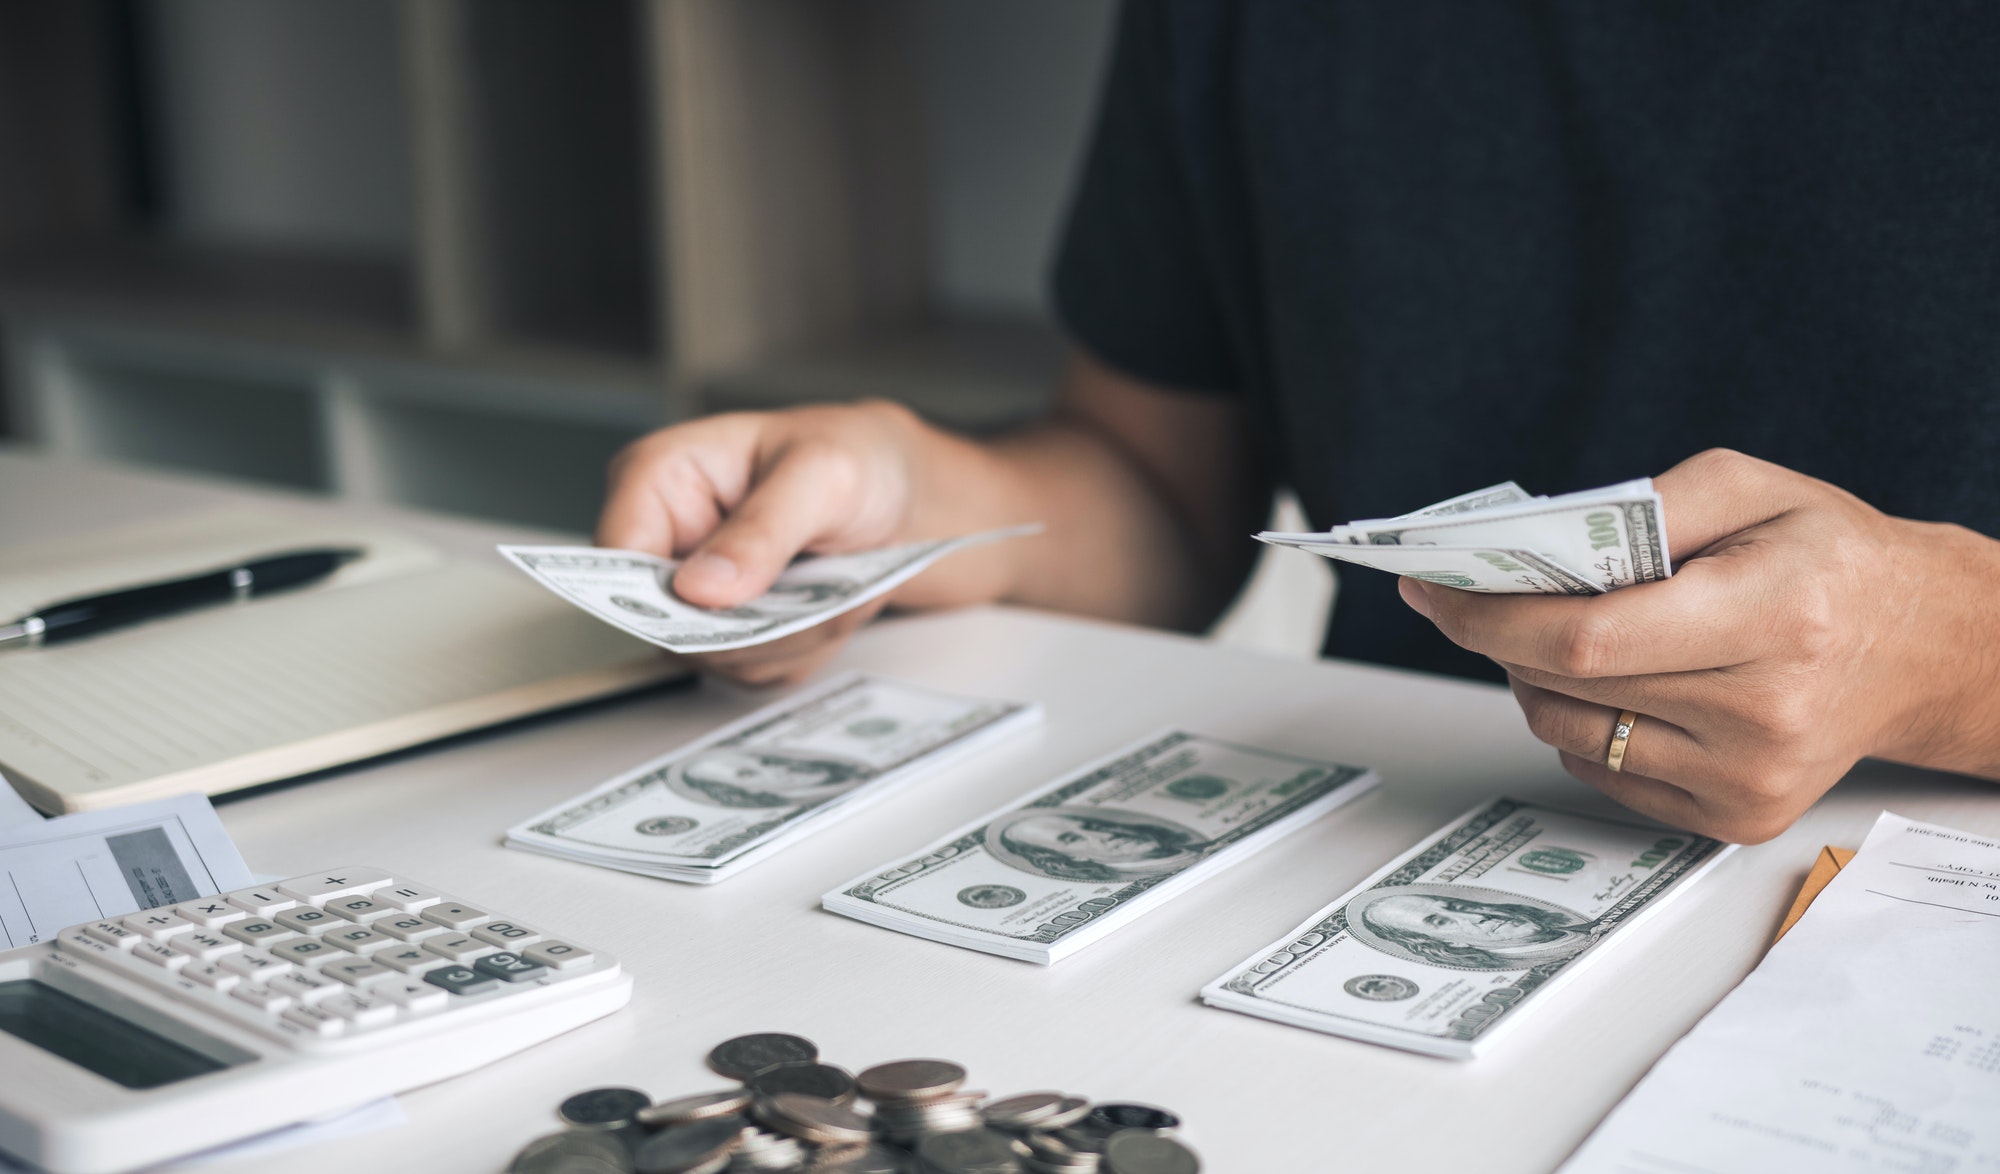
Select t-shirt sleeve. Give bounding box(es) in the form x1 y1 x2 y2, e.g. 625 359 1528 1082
1051 0 1241 396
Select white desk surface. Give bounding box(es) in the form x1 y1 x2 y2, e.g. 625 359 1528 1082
5 452 1997 1174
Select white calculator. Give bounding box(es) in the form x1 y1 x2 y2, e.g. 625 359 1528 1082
0 867 631 1174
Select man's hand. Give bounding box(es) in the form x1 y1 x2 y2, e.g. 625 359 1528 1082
1398 449 2000 842
595 353 1264 688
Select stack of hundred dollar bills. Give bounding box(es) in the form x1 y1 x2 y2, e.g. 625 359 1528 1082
506 674 1040 884
1200 798 1732 1058
1258 479 1670 593
822 731 1379 963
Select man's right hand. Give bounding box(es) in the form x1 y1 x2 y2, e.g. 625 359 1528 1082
593 352 1265 687
596 399 972 685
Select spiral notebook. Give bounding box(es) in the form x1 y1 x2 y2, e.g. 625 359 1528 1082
0 509 687 813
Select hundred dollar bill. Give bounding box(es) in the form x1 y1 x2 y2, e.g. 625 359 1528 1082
1386 480 1535 519
506 673 1039 883
821 731 1378 964
1200 798 1731 1058
1256 542 1602 595
1259 478 1671 592
498 524 1039 653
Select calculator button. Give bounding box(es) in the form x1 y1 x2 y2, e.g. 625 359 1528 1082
221 919 294 947
274 907 338 934
325 895 394 922
231 984 293 1012
374 883 442 911
280 1005 346 1038
278 868 393 903
132 940 188 970
419 903 488 930
269 971 341 1004
323 926 394 954
374 980 450 1014
225 887 298 917
123 912 196 941
422 965 497 997
181 962 241 991
321 994 398 1028
168 931 241 962
375 945 440 974
57 927 111 958
471 921 541 948
268 938 339 967
321 958 395 987
219 951 292 981
82 921 142 950
375 914 443 941
173 900 247 927
522 941 593 971
471 952 547 984
421 933 491 962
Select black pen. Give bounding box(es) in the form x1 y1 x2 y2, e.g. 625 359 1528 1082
0 547 365 650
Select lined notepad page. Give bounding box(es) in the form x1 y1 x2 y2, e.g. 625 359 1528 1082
0 510 677 810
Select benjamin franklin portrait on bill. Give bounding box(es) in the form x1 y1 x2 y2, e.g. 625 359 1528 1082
1344 883 1596 971
983 806 1209 882
666 748 867 808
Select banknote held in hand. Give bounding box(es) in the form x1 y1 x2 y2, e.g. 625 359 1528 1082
1259 479 1672 594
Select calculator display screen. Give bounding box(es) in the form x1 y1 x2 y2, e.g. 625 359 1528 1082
0 979 241 1089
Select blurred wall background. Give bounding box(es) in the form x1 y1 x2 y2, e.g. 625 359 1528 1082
0 0 1329 655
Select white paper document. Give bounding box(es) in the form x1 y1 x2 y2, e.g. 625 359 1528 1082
0 794 252 949
1561 811 2000 1173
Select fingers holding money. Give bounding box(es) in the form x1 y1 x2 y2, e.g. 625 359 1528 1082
1400 552 1774 679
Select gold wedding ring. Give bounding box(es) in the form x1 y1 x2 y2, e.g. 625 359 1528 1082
1605 710 1639 773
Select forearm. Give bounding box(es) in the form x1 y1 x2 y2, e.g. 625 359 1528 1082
884 358 1261 632
1878 520 2000 781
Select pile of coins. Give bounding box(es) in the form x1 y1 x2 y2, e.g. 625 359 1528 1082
507 1033 1200 1174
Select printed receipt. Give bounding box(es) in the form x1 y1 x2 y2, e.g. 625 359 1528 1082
1560 811 2000 1173
0 793 252 949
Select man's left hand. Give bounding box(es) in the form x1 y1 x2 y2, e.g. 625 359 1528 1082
1398 449 2000 843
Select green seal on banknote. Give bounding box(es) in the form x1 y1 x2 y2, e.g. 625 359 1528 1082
635 816 699 837
846 717 900 738
957 884 1027 909
1164 774 1230 801
1517 847 1592 875
1343 974 1419 1002
1407 571 1478 587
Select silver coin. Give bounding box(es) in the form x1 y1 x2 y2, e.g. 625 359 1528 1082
807 1143 906 1174
757 1092 874 1146
914 1127 1025 1173
633 1118 744 1174
981 1091 1067 1130
708 1033 820 1080
1083 1104 1178 1133
638 1090 755 1129
512 1130 634 1174
561 1087 655 1130
1041 1098 1094 1131
1102 1132 1199 1174
746 1061 858 1104
857 1059 968 1103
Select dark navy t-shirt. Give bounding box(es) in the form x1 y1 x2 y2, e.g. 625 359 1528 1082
1053 0 2000 681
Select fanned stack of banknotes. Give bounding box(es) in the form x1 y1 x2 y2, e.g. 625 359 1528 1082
497 481 1726 1057
1260 478 1672 593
